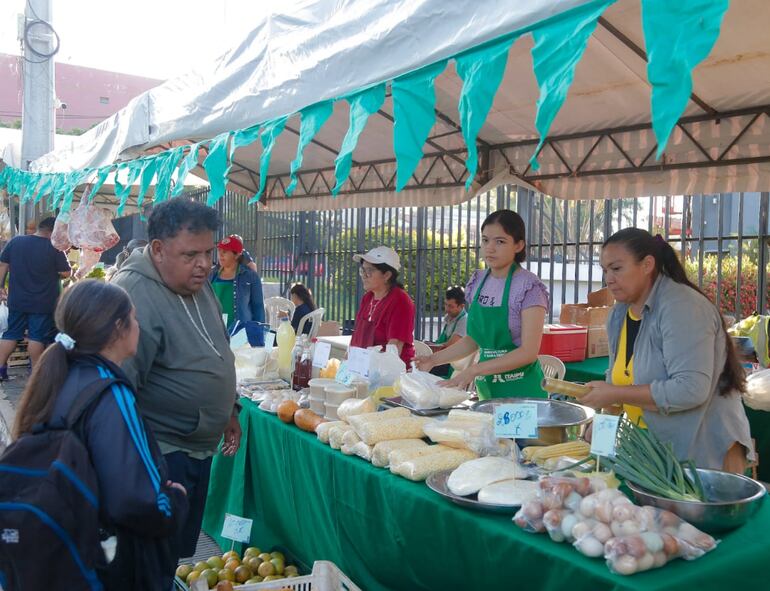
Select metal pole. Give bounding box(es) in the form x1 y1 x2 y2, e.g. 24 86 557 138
758 192 769 315
20 0 56 230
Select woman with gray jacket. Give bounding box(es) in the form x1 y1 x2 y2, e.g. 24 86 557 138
581 228 752 473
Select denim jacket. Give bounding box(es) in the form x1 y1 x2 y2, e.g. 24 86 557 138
209 264 265 327
606 274 753 469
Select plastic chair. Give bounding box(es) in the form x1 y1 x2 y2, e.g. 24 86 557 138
413 340 433 358
264 296 295 331
297 308 325 340
539 354 566 380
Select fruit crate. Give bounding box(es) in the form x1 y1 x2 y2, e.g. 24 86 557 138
235 561 360 591
7 340 29 368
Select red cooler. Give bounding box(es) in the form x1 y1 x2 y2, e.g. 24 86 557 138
539 324 588 362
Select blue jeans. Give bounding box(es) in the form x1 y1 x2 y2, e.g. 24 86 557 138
164 452 213 559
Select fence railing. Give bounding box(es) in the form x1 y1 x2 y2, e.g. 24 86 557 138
192 187 770 340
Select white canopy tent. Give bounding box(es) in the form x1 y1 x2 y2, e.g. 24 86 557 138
25 0 770 212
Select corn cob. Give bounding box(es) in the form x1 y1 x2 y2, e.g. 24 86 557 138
522 440 591 464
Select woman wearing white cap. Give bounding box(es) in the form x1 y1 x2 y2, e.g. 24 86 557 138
350 246 416 364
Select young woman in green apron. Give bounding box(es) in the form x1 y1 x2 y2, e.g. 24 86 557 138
416 210 549 400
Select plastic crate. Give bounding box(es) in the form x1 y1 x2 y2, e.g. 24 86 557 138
235 561 361 591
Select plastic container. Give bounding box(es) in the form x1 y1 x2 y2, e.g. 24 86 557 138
309 398 326 415
352 379 369 399
325 402 342 420
309 378 337 399
236 560 361 591
324 384 356 405
277 317 297 378
539 324 588 362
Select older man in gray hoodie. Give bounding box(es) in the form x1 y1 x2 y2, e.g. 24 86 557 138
113 199 240 562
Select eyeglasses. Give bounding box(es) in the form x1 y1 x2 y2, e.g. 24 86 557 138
359 265 377 278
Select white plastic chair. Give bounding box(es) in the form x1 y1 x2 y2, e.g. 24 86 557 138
538 354 566 380
413 340 433 358
297 307 325 340
264 296 295 331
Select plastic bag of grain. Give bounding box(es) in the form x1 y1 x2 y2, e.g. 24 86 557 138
391 449 478 481
371 439 428 468
357 416 431 445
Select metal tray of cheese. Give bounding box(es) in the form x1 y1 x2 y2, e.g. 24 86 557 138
426 469 530 514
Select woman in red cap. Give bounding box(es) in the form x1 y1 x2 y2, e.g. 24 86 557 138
209 235 265 341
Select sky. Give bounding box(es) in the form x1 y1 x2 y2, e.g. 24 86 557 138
0 0 272 80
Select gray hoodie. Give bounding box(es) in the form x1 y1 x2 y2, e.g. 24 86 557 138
112 247 237 456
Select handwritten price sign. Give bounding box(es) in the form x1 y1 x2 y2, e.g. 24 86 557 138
494 403 539 439
221 513 252 544
590 414 620 457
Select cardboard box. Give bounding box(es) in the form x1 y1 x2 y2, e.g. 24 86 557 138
586 326 609 358
558 288 614 359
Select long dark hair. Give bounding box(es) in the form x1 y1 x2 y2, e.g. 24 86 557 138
290 283 316 310
481 210 527 263
12 280 134 439
603 228 745 396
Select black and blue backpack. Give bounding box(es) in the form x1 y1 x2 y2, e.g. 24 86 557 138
0 378 121 591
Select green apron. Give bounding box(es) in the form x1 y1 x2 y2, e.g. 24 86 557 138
436 309 467 345
467 265 547 400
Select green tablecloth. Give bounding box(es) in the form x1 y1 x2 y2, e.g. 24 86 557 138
203 399 768 591
564 356 610 383
565 357 770 481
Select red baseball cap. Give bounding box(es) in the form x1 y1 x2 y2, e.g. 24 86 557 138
217 235 244 254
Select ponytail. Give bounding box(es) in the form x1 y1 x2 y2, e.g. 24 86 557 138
12 280 134 440
603 228 745 396
12 343 70 439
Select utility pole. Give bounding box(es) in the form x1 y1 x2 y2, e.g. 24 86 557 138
19 0 57 234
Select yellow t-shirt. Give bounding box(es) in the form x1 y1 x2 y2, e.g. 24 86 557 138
611 309 647 428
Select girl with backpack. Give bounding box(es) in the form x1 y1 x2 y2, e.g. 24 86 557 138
4 280 187 590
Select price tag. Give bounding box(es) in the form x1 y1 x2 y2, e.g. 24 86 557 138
347 347 370 378
263 331 275 353
590 414 620 457
494 403 538 439
221 513 252 544
229 329 249 350
312 341 332 369
335 362 355 386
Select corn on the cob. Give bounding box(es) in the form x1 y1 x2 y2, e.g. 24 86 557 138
522 440 591 464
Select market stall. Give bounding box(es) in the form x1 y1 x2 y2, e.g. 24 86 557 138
202 399 768 591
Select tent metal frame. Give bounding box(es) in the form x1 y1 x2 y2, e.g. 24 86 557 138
255 104 770 202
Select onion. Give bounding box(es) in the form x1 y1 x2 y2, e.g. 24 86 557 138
653 551 668 568
575 535 604 557
593 522 613 544
612 504 634 522
661 533 680 557
640 532 664 554
543 509 564 529
564 491 583 513
574 477 592 496
637 552 655 572
561 514 579 540
542 492 563 511
625 535 647 558
579 495 597 518
572 520 593 541
611 495 633 507
612 555 638 576
595 501 614 523
523 500 544 520
618 519 641 536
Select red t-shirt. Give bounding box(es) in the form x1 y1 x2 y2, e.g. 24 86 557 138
351 287 416 364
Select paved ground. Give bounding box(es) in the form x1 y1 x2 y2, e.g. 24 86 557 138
0 365 28 448
0 367 221 564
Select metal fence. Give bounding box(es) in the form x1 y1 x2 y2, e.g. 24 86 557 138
195 187 770 340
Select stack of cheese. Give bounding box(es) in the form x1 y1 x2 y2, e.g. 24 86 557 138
314 400 477 480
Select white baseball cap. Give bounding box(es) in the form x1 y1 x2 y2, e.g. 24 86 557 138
353 246 401 271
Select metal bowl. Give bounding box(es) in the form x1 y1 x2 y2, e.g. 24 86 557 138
626 468 767 533
471 397 595 446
